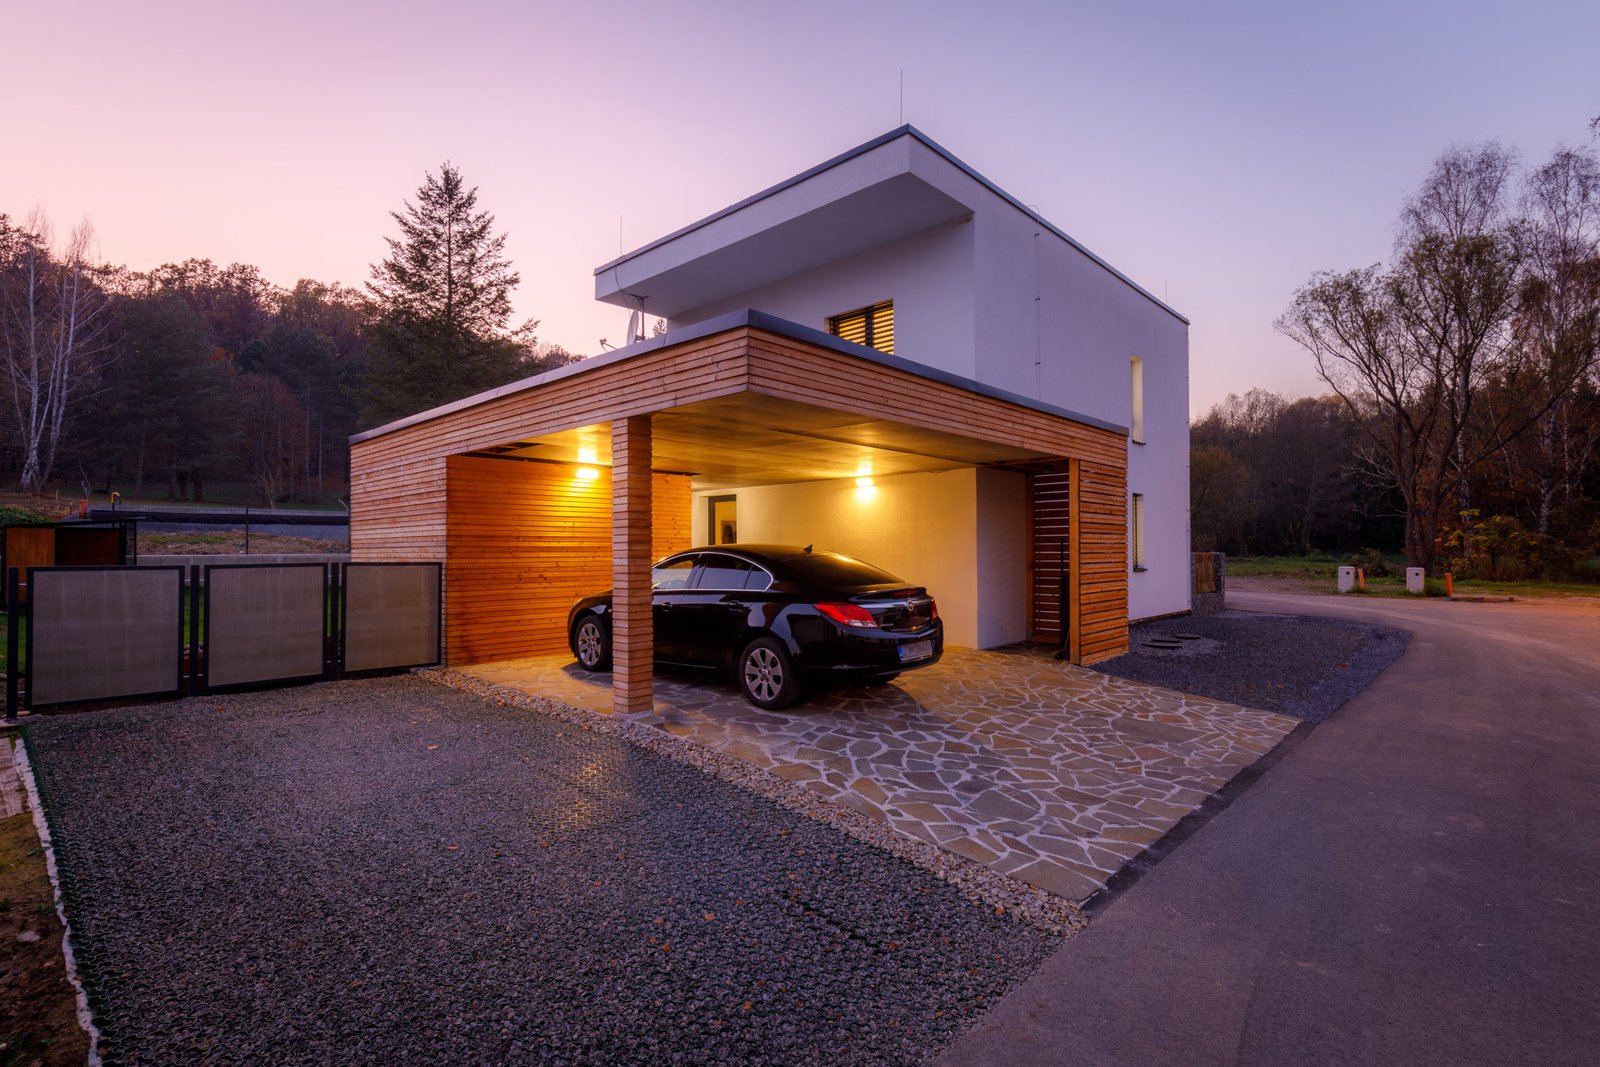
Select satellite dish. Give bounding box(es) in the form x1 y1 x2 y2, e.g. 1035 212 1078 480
624 309 643 345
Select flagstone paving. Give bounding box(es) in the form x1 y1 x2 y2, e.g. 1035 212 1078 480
463 646 1297 902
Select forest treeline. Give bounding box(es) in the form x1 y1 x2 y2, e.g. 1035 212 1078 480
0 163 577 507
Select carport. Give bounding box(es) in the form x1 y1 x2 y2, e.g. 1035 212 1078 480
349 310 1130 714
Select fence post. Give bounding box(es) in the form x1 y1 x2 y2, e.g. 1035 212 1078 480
334 563 345 678
5 567 18 721
188 565 202 695
323 563 335 679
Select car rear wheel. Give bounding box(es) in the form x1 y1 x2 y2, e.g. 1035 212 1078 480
573 615 612 671
739 637 801 710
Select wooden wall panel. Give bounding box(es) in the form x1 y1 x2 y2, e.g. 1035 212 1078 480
350 323 1129 667
1075 460 1129 664
1028 468 1071 645
443 455 690 665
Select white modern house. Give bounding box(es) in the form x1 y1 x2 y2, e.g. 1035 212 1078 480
593 126 1190 642
351 126 1189 710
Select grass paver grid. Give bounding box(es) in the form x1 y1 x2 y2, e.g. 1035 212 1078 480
26 676 1055 1066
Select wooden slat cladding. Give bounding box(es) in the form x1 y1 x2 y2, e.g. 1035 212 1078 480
1075 460 1128 664
745 332 1127 466
444 455 690 665
611 417 655 713
1028 468 1071 644
351 322 1130 667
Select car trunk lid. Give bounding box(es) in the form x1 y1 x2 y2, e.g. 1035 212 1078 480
847 585 937 633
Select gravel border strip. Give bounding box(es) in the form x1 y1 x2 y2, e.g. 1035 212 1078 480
10 734 104 1066
426 668 1089 937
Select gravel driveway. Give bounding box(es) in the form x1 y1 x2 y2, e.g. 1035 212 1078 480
26 676 1055 1066
1093 609 1409 722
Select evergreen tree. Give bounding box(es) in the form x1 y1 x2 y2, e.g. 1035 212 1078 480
360 163 535 427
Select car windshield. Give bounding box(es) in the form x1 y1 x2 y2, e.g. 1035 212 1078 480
782 551 903 588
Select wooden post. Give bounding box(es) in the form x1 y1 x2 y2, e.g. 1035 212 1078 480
611 416 653 713
1067 458 1083 664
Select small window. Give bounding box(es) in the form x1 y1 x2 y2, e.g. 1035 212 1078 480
1130 356 1145 444
828 300 894 355
651 557 696 591
1131 494 1147 572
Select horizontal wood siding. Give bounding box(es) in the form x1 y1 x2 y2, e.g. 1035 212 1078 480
349 324 1129 666
444 455 690 665
745 331 1127 467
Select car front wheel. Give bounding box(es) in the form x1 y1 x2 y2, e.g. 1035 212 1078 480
738 637 801 710
573 615 612 671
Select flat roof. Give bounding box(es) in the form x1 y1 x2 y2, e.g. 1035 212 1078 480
350 309 1128 445
595 125 1188 325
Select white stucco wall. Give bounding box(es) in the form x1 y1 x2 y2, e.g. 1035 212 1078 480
974 467 1029 645
691 468 1032 650
672 219 977 378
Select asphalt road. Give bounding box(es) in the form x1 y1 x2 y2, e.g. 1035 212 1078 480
938 590 1600 1067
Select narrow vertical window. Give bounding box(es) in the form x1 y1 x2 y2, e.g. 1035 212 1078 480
1131 493 1147 571
1130 355 1145 444
828 300 894 355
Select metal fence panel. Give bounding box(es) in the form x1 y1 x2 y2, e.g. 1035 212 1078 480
205 564 327 689
343 563 441 673
28 567 183 708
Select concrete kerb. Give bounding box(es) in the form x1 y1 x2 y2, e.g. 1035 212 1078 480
426 667 1090 937
10 735 104 1066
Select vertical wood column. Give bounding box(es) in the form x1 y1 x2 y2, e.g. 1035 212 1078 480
611 416 653 713
1067 457 1083 665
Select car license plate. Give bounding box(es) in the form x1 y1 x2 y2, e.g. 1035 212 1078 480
898 639 933 662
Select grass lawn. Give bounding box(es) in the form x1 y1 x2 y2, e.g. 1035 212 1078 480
1228 555 1600 599
0 736 91 1066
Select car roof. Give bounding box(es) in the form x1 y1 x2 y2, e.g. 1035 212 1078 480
671 544 829 565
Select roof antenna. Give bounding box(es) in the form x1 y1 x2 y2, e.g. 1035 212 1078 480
899 70 904 126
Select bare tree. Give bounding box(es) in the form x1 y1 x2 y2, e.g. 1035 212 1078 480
0 210 115 490
1280 145 1523 568
1511 147 1600 532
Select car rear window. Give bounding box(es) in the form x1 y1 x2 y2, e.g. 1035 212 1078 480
782 552 903 587
694 556 771 591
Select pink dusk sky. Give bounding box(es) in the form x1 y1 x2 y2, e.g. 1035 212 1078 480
8 0 1596 414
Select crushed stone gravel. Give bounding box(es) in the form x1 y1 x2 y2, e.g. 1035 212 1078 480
25 675 1058 1066
1093 609 1409 722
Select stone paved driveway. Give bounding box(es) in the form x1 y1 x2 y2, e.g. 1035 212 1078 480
464 647 1296 901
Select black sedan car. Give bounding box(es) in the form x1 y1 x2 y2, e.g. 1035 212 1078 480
566 544 943 709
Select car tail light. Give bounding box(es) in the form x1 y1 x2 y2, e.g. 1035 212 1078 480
929 599 938 619
815 602 879 628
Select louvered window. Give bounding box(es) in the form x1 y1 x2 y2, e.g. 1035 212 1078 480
1131 493 1147 571
827 300 894 355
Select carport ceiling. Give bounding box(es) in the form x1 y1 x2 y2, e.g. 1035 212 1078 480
465 393 1055 490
